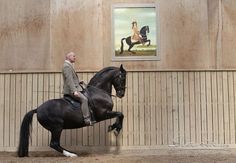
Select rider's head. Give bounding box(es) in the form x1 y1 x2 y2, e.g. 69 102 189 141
65 52 76 63
131 20 137 28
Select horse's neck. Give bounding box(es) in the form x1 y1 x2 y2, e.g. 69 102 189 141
89 70 115 94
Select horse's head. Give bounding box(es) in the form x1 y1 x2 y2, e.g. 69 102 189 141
140 25 149 35
112 64 127 98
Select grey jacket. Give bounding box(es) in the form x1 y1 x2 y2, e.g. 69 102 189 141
62 61 82 95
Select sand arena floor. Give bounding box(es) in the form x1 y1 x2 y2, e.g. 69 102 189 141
1 148 236 163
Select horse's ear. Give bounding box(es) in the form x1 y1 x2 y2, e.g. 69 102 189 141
120 64 126 73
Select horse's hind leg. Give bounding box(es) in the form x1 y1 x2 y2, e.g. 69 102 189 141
50 129 77 157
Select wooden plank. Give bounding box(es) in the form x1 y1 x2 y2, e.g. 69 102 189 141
127 72 134 145
0 74 4 147
161 72 167 145
150 72 157 145
167 72 173 145
139 72 144 145
121 72 128 146
200 72 207 144
206 72 213 143
178 72 184 145
233 72 236 143
9 74 16 147
217 72 224 144
144 72 150 145
189 72 196 144
195 72 201 144
15 74 22 147
183 72 190 144
228 71 235 144
156 72 162 145
172 72 179 145
4 74 10 147
211 72 219 144
223 72 229 144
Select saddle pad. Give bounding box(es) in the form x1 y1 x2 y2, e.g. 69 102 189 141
63 95 81 110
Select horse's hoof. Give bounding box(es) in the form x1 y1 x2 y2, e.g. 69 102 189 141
63 150 78 157
108 125 113 132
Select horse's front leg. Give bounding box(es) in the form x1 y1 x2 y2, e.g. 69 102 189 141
106 111 124 136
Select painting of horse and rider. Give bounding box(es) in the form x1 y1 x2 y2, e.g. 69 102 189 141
112 4 160 60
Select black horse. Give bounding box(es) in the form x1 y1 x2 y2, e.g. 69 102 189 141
18 65 126 157
120 25 150 54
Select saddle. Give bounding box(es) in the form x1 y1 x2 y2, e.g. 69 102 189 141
63 95 81 110
63 93 96 121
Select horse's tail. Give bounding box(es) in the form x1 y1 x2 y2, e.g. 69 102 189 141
120 38 126 54
17 109 37 157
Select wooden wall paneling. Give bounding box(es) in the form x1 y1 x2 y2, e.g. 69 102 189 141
150 72 157 145
195 72 201 144
121 73 128 146
1 70 236 151
178 72 184 145
233 72 236 143
4 74 10 147
10 74 16 147
144 72 151 145
172 72 179 145
15 74 22 147
200 72 207 144
161 72 167 145
223 72 230 144
133 72 140 145
228 71 235 144
127 72 134 146
183 72 190 144
217 72 224 144
206 72 213 144
138 72 144 145
0 74 4 147
9 74 16 147
189 72 196 144
155 72 162 145
167 72 173 145
211 72 219 144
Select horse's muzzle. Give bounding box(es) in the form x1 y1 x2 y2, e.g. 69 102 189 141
116 90 125 98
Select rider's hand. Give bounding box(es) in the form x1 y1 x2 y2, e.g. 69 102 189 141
73 91 80 97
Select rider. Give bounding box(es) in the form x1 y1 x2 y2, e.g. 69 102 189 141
131 20 143 44
62 52 95 126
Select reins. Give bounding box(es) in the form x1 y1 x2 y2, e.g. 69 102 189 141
80 83 117 97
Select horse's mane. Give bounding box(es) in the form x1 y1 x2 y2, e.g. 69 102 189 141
88 66 119 85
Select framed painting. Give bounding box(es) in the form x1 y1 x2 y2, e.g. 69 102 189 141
111 3 160 61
